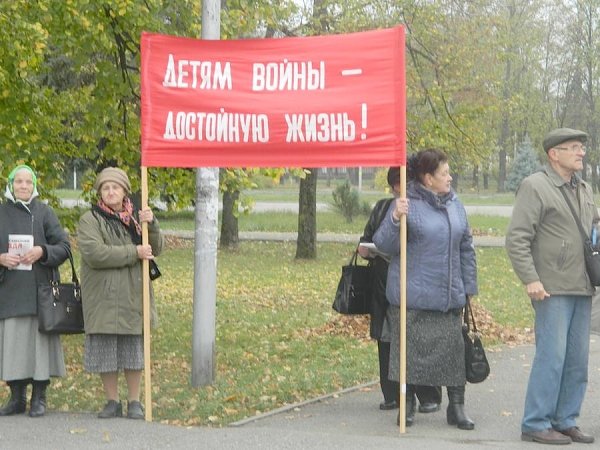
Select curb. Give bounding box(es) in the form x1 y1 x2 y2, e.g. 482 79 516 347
164 230 505 247
229 380 379 427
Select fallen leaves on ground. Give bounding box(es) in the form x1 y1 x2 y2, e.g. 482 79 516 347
319 302 534 346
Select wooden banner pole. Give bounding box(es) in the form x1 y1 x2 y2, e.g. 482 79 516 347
141 166 152 421
399 165 407 434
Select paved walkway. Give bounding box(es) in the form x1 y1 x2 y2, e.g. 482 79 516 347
2 340 600 449
165 230 506 247
61 199 515 217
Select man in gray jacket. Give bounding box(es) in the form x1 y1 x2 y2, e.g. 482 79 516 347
506 128 596 445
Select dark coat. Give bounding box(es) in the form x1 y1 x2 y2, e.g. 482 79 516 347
359 197 394 339
78 209 163 335
0 199 71 319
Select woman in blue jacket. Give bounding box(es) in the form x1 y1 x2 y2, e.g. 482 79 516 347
373 149 478 429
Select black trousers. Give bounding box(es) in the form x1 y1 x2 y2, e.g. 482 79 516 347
378 340 442 404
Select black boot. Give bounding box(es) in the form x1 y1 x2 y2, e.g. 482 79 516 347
416 385 442 413
446 385 474 430
0 380 27 416
397 385 416 427
29 380 49 418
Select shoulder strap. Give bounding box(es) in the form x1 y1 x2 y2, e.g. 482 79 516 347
559 186 589 242
375 198 394 229
50 249 79 285
463 296 478 333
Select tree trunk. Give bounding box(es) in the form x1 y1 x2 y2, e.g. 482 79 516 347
498 148 507 192
219 189 239 249
472 165 479 191
296 168 317 259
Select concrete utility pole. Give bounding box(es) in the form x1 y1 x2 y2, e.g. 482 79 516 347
192 0 220 387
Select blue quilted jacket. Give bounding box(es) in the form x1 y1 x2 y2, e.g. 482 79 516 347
373 181 478 311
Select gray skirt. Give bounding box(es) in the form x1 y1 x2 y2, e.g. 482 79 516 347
84 334 144 373
0 317 66 380
389 306 466 386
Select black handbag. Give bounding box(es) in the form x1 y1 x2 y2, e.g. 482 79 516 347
37 251 84 335
149 259 161 281
559 187 600 286
463 296 490 383
332 250 371 315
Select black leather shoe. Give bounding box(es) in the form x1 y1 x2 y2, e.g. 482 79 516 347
558 427 594 444
127 400 144 420
397 410 415 427
418 402 440 413
98 400 122 418
379 400 399 410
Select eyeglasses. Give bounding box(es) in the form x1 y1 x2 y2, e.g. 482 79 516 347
555 145 586 153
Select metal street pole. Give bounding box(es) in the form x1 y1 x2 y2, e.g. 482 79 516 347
192 0 221 387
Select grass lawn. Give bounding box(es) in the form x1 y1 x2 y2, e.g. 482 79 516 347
58 186 519 206
0 242 532 426
157 210 510 237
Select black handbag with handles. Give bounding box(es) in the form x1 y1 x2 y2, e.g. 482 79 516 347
463 296 490 383
332 250 371 315
37 250 84 335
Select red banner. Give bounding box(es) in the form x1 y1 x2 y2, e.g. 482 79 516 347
141 27 405 168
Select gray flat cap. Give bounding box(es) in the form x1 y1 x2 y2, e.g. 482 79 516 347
543 127 588 152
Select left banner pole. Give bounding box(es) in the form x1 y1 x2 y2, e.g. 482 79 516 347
141 166 152 421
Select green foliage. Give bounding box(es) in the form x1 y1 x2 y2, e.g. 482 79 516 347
3 0 595 206
331 180 361 223
360 199 372 216
0 0 303 211
373 168 391 193
506 135 541 191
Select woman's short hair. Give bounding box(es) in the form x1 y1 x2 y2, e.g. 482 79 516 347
387 167 400 187
407 148 448 182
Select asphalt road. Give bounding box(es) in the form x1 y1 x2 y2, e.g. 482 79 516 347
2 341 600 449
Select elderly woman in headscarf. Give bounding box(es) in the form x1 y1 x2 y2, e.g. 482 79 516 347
77 167 163 419
0 164 70 418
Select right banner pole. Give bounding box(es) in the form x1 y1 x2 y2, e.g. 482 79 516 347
399 165 407 434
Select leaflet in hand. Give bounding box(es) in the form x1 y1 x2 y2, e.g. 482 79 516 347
359 242 390 260
8 234 34 271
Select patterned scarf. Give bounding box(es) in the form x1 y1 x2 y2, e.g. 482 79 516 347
95 197 142 238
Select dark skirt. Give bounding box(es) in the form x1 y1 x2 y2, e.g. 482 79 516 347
84 334 144 373
389 306 465 386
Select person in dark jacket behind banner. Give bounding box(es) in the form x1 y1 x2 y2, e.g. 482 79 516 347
78 167 163 420
0 164 71 418
374 149 478 430
358 167 441 415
